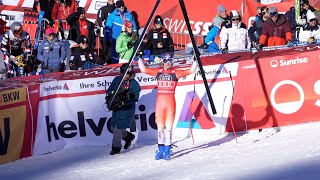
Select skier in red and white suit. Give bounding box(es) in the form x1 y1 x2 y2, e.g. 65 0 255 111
138 53 198 160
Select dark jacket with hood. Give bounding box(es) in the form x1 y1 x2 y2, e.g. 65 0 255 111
259 14 292 46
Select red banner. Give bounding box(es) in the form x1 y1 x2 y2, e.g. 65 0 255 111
225 46 320 132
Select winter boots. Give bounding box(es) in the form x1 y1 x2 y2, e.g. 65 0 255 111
162 146 171 160
110 146 121 155
155 145 165 160
155 145 171 160
123 132 135 149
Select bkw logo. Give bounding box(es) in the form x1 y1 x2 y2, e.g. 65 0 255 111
0 118 10 155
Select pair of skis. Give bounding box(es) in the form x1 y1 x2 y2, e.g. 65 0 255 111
107 0 217 115
34 11 45 51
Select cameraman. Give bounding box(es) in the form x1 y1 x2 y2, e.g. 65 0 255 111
106 63 141 155
116 21 137 63
37 27 66 72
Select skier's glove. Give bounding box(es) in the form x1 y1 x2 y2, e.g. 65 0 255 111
296 19 306 26
220 48 228 54
256 44 264 51
307 37 315 44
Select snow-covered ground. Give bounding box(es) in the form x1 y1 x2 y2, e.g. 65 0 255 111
1 122 320 180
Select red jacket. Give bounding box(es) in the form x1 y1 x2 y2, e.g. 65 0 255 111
259 14 292 46
51 0 77 20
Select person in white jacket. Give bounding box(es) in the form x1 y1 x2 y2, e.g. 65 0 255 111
219 10 251 53
299 10 320 44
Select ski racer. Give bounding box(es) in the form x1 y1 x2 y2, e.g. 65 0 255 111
1 21 31 77
137 53 198 160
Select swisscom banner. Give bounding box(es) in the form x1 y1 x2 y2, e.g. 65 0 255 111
33 62 239 155
0 88 27 164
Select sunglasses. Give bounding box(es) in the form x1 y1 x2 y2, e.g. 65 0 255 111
309 18 317 22
270 13 278 17
232 19 240 21
118 6 125 8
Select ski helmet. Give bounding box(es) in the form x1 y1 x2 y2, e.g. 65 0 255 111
10 21 22 31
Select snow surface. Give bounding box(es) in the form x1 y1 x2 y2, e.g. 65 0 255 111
1 122 320 180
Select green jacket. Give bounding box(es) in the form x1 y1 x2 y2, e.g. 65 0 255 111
116 31 134 61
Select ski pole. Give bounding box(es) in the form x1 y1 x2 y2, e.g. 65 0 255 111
229 71 238 143
179 0 217 115
107 0 161 108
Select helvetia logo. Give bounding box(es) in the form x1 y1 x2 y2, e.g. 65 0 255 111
44 83 70 92
63 83 69 90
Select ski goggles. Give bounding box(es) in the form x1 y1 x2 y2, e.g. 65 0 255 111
162 57 173 64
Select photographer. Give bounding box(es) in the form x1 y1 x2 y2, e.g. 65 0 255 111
37 27 66 72
106 63 141 155
116 21 137 63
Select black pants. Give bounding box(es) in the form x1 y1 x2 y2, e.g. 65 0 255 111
100 37 113 65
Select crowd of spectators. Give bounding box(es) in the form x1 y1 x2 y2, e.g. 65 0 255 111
1 0 320 77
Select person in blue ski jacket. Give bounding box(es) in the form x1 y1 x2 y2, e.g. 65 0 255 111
37 27 66 72
205 17 223 53
105 0 137 63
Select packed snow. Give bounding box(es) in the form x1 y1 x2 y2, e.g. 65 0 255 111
1 122 320 180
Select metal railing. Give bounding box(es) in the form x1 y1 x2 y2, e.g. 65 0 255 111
170 31 205 51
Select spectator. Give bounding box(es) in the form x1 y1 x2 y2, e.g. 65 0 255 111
105 0 137 63
258 7 292 48
106 63 141 155
285 7 298 41
52 0 77 21
66 7 95 51
35 0 55 22
116 21 137 63
299 10 320 43
147 15 174 56
204 17 223 52
220 10 251 52
300 0 320 22
96 0 115 65
212 5 230 29
249 6 270 47
254 6 262 22
69 35 98 70
37 27 66 72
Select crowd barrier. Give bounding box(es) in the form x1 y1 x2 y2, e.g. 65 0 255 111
1 44 320 165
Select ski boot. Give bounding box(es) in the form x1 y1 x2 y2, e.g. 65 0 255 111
163 145 171 160
155 144 165 160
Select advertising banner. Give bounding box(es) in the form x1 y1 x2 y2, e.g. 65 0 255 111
0 88 27 164
226 50 320 132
